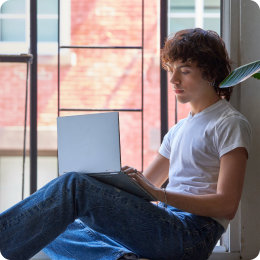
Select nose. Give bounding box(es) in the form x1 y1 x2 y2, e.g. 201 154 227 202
169 70 180 85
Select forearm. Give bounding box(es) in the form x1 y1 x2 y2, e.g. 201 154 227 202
143 154 169 188
156 189 238 220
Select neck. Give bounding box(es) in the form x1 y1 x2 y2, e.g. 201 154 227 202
190 95 221 116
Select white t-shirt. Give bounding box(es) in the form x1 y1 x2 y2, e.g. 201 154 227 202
159 99 251 229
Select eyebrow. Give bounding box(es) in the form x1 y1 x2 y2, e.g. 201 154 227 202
176 64 192 69
166 63 192 70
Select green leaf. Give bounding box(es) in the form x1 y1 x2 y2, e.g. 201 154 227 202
219 60 260 88
252 72 260 80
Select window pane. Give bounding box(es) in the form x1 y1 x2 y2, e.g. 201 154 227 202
64 0 142 46
0 0 25 14
204 18 220 34
169 18 195 34
0 18 25 41
38 0 58 14
120 112 142 170
59 48 142 110
204 0 220 13
169 0 195 13
0 63 28 127
38 19 58 42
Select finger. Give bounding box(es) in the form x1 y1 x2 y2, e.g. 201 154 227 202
124 167 138 174
121 166 130 171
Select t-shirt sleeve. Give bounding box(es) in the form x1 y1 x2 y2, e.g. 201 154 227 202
159 128 172 159
215 114 252 158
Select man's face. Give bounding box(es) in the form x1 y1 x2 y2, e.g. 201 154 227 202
166 60 212 105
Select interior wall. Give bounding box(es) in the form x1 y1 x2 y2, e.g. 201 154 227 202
236 0 260 259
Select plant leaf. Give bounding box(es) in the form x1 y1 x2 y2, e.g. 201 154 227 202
219 60 260 88
252 72 260 79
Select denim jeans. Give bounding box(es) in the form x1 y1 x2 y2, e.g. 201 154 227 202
0 172 224 260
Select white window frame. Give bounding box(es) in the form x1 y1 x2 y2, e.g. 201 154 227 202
0 0 70 55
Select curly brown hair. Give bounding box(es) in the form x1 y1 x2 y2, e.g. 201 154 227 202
161 28 233 100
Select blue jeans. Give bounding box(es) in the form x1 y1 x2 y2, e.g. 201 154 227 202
0 172 224 260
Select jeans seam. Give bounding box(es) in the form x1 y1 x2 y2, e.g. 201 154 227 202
0 197 55 232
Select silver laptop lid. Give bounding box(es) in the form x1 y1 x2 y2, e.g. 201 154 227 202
57 112 121 175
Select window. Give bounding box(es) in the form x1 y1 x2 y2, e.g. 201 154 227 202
0 0 161 216
0 0 28 53
168 0 220 35
0 0 70 55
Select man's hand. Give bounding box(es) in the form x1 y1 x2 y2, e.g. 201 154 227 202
122 165 162 201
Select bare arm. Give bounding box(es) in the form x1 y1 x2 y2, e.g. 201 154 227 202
142 153 169 188
128 147 248 220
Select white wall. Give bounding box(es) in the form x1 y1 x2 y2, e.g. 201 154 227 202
222 0 260 259
239 0 260 259
224 0 260 259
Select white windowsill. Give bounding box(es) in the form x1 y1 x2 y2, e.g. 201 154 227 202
209 246 240 260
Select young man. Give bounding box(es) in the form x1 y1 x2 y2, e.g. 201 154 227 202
0 28 251 260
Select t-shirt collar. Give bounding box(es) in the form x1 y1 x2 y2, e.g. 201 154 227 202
188 99 226 119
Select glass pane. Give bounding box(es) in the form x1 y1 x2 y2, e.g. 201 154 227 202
204 0 220 13
62 0 142 46
37 57 58 128
169 18 195 34
0 0 25 14
0 18 25 41
59 48 142 110
38 0 58 14
169 0 195 13
0 63 28 128
120 112 142 170
38 18 58 42
203 18 220 35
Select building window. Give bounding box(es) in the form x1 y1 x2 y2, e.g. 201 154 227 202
0 0 70 55
168 0 220 35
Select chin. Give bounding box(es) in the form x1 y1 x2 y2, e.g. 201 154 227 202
176 96 190 104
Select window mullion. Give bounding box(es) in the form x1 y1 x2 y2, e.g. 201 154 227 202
195 0 204 28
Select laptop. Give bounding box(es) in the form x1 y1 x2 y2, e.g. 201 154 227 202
57 112 155 201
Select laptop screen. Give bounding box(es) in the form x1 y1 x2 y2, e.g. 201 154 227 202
57 112 121 175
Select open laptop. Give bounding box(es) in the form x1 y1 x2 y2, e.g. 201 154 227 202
57 112 155 201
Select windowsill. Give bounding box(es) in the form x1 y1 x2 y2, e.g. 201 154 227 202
0 149 57 157
0 127 57 156
30 249 241 260
209 246 240 260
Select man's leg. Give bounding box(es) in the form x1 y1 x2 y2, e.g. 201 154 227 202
0 172 222 260
0 172 181 259
43 219 136 260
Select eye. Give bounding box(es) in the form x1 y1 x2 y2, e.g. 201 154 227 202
181 70 190 75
